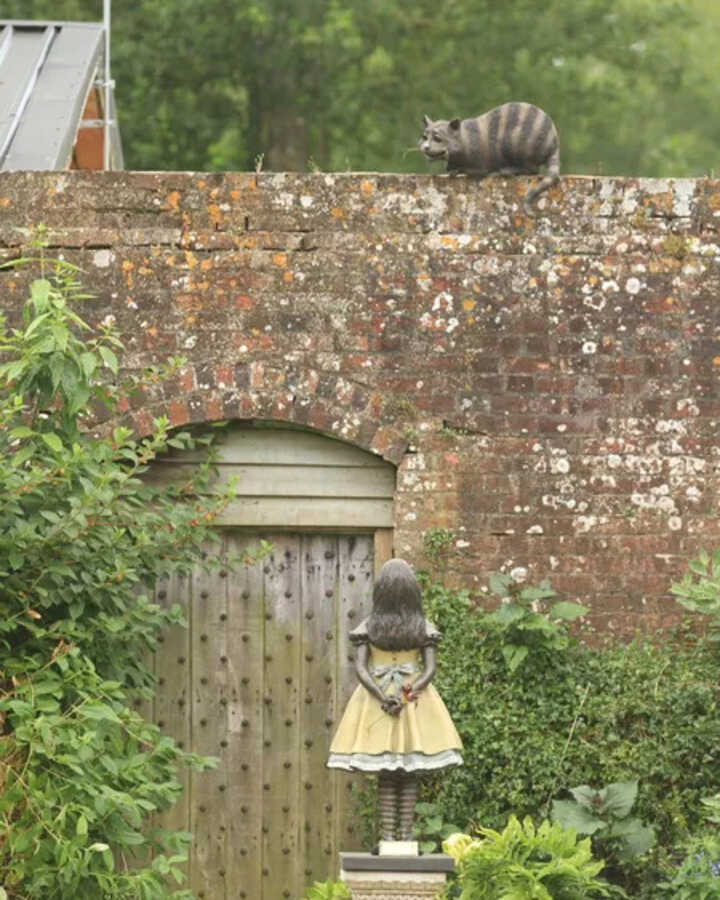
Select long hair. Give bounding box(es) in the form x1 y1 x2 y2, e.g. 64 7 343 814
366 558 427 651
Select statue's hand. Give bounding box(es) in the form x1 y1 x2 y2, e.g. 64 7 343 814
402 684 421 703
381 696 403 717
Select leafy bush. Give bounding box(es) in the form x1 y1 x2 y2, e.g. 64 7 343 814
412 800 460 854
652 794 720 897
422 527 455 567
398 574 720 897
672 548 720 641
552 781 655 866
478 572 587 672
443 815 623 899
657 838 720 899
0 252 238 897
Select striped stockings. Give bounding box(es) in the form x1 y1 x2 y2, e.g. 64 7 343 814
378 771 419 841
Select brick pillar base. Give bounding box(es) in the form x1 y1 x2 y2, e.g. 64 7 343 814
343 876 445 899
339 852 452 900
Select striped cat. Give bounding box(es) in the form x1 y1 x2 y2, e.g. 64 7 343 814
419 102 560 216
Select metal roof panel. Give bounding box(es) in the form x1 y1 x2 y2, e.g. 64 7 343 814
2 24 102 169
0 26 56 165
0 20 119 171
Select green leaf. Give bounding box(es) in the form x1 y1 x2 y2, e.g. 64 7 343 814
80 351 98 378
689 557 709 576
551 799 606 835
79 701 122 724
493 603 526 625
99 346 119 374
520 585 556 602
599 780 638 819
502 644 529 672
9 438 32 463
30 278 51 304
610 818 655 857
548 601 588 620
569 785 599 809
76 814 88 837
41 432 63 453
9 425 34 439
489 572 510 597
50 324 69 352
0 359 27 384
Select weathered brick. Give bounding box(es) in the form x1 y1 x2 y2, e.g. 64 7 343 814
4 171 720 636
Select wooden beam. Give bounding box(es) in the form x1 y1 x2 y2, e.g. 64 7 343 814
373 528 394 575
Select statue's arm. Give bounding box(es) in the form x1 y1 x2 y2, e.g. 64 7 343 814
411 645 436 693
354 642 386 703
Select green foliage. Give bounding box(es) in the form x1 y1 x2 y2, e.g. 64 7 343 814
298 881 351 900
0 251 240 897
701 794 720 825
552 781 655 863
443 815 623 899
422 527 455 566
671 549 720 641
651 793 720 896
479 573 587 672
658 841 720 899
656 795 720 898
0 652 211 897
412 800 460 854
411 574 720 897
5 0 720 177
348 779 379 849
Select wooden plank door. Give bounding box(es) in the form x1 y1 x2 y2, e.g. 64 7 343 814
152 531 376 900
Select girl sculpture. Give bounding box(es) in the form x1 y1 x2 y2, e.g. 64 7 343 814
327 558 463 844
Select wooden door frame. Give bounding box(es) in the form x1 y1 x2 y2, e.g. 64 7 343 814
373 527 394 575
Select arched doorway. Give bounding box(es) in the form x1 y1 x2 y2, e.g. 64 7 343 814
148 422 396 898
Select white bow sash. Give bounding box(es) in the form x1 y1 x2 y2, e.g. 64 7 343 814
371 662 417 693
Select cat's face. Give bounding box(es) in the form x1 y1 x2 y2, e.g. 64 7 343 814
418 115 462 160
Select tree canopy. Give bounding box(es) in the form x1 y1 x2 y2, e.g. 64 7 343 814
5 0 720 176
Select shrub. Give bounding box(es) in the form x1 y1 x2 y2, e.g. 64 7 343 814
657 837 720 898
655 794 720 898
671 548 720 642
395 574 720 896
443 815 624 899
412 800 461 854
0 251 240 897
478 572 587 672
551 781 655 871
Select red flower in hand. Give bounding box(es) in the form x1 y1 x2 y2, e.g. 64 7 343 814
402 684 420 704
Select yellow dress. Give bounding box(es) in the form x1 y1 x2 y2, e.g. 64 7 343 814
327 626 463 773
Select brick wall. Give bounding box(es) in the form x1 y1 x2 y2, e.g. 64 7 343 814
2 170 719 634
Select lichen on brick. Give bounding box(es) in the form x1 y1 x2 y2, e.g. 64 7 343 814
2 170 719 635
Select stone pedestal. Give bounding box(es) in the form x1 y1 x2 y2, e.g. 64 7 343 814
339 851 454 900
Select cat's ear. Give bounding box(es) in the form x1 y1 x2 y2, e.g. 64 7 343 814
449 118 461 131
423 114 432 127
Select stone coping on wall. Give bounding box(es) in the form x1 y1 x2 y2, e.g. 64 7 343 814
339 852 455 873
